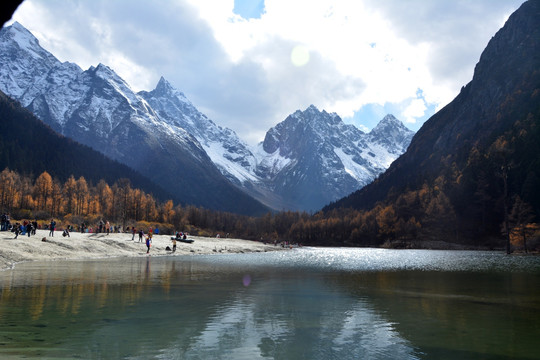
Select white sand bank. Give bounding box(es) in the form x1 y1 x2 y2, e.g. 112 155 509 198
0 229 283 270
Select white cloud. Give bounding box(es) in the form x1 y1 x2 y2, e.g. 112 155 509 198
403 98 427 124
10 0 526 144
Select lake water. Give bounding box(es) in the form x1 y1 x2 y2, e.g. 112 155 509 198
0 248 539 359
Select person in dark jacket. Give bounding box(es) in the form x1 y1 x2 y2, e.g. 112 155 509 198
49 219 56 237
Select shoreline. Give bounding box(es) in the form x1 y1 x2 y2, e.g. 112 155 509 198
0 229 283 271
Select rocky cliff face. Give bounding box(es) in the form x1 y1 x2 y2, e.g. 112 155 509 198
251 106 414 211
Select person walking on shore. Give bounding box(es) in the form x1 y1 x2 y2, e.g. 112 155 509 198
49 219 56 237
13 223 21 239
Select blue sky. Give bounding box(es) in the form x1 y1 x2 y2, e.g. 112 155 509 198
234 0 265 19
9 0 526 145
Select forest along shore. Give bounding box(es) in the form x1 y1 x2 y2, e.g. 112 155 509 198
0 229 283 270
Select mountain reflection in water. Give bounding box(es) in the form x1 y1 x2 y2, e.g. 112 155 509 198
0 248 539 359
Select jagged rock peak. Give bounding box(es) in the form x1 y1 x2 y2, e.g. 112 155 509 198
88 63 125 82
372 114 410 132
4 21 35 40
1 21 58 64
379 114 399 125
155 76 174 93
152 76 188 101
289 104 341 127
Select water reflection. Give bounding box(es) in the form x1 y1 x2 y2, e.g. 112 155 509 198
0 249 539 359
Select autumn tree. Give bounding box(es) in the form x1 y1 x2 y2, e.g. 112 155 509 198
0 169 20 212
113 179 132 228
18 176 33 211
509 196 537 253
74 176 89 215
160 200 175 224
96 180 113 218
33 171 53 211
376 205 397 240
50 180 63 217
63 176 77 215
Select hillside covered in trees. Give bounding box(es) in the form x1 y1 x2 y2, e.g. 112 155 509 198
0 168 310 241
321 0 540 251
0 90 176 203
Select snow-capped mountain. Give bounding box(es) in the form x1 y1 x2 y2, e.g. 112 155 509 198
136 80 415 211
0 22 414 213
138 77 259 185
248 106 414 211
0 22 268 215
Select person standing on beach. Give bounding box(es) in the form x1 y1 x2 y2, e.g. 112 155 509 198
49 219 56 237
106 221 110 235
171 238 177 252
138 229 144 242
132 227 136 241
146 234 152 254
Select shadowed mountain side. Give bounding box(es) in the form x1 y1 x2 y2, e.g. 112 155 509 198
324 0 540 243
0 90 172 201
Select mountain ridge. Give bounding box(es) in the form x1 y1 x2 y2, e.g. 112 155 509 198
0 21 414 213
0 22 269 215
323 0 540 244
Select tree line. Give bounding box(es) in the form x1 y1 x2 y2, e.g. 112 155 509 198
0 167 307 240
1 158 537 251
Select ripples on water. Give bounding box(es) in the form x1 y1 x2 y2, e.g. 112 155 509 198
1 248 539 359
193 247 540 273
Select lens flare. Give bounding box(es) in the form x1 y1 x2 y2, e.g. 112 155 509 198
291 45 310 67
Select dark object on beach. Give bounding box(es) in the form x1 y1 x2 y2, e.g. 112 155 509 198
41 237 46 242
165 246 172 251
171 236 194 244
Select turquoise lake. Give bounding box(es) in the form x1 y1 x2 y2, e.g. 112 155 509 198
0 248 539 359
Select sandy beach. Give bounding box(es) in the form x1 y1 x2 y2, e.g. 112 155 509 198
0 229 283 270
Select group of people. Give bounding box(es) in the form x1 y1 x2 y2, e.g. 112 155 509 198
127 226 155 253
12 219 39 239
3 214 190 256
76 220 123 235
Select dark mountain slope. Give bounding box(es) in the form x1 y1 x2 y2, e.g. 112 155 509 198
0 90 172 199
325 0 540 243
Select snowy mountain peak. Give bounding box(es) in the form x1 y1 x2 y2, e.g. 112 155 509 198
369 114 415 154
373 114 405 131
0 22 416 213
380 113 399 124
93 63 113 76
1 21 59 68
155 76 174 93
152 76 189 103
4 21 38 46
371 113 411 134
